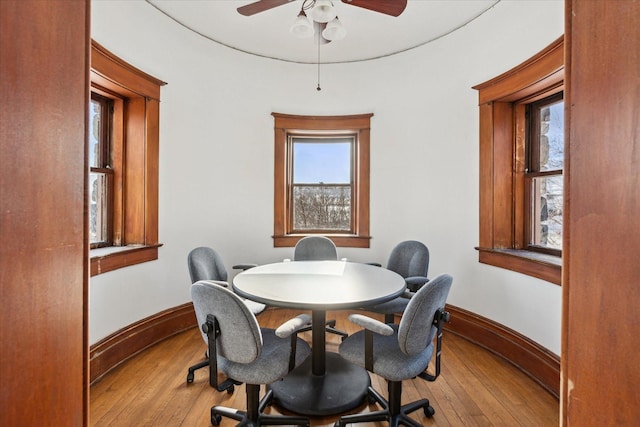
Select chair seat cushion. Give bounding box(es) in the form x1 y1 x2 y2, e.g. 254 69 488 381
339 325 433 382
219 328 310 385
368 296 410 315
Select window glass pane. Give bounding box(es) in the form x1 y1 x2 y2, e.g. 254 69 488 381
89 94 113 247
537 100 564 171
293 138 352 184
89 172 108 244
89 99 101 168
292 137 352 232
530 175 563 250
293 185 351 231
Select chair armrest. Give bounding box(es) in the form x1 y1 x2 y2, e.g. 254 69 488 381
275 313 313 338
405 276 429 292
276 313 312 372
348 314 394 336
232 263 258 271
200 279 229 288
348 314 393 372
402 289 415 299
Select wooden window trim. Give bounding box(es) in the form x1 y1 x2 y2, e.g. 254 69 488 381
272 113 372 248
89 40 166 276
473 36 564 286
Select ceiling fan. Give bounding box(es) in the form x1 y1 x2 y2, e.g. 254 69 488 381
237 0 408 18
237 0 407 90
238 0 406 44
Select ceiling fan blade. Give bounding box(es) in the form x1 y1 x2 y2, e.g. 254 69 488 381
237 0 296 16
341 0 407 17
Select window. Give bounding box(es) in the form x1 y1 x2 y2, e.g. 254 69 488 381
525 93 564 254
273 113 372 248
89 40 166 276
473 36 564 285
292 137 353 232
89 93 114 248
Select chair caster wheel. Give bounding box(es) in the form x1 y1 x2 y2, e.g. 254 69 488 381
211 414 222 426
367 394 376 404
424 405 435 418
226 385 234 394
186 372 194 383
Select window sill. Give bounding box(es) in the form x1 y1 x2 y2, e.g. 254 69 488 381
273 234 371 248
476 247 561 286
90 244 162 277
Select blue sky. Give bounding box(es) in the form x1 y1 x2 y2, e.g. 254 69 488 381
293 139 352 183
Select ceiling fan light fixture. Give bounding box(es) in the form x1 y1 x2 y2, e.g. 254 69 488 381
322 16 346 41
290 10 314 38
309 0 337 23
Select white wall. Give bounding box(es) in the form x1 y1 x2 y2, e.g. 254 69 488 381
90 0 564 354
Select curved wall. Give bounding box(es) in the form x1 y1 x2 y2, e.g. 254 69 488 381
90 0 564 354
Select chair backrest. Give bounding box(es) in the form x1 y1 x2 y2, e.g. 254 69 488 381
293 236 338 261
386 240 429 279
397 273 452 356
188 247 228 283
191 280 263 364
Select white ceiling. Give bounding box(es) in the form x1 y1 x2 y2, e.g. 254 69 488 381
146 0 500 64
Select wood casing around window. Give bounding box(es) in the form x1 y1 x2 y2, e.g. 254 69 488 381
272 113 372 248
89 41 166 275
473 37 564 286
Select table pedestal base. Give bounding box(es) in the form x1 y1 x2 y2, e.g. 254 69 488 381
269 352 370 416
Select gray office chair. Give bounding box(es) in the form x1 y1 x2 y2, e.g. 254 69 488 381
186 246 265 384
367 240 430 324
335 274 453 427
191 280 312 427
293 235 339 261
294 236 348 340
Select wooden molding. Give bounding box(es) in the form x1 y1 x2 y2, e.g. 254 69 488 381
444 304 560 399
477 248 561 286
90 244 162 277
91 40 166 100
89 303 196 384
472 36 564 104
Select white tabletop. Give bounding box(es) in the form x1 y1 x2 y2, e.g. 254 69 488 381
233 260 406 310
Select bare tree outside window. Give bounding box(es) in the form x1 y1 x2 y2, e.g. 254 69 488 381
293 185 351 230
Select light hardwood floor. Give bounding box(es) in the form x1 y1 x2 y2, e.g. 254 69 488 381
90 308 559 426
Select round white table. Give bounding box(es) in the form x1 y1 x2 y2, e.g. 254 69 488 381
233 260 405 416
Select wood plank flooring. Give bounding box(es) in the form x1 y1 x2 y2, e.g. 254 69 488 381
90 308 559 427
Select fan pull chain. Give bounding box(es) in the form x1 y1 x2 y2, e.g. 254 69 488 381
317 34 321 91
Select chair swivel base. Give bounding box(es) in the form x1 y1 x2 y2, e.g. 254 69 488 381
298 319 348 341
334 383 434 427
211 385 309 427
186 358 208 383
